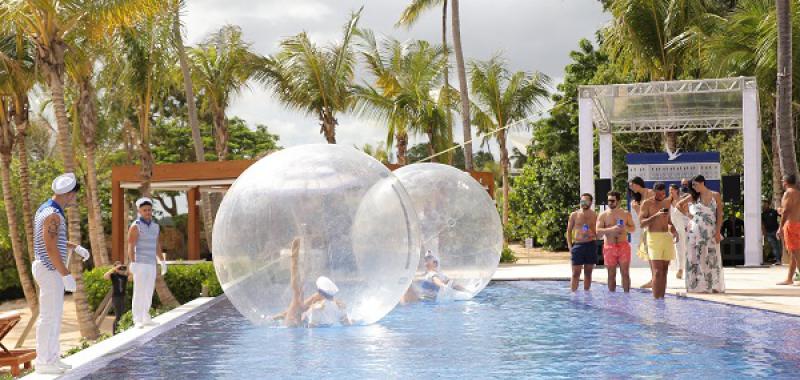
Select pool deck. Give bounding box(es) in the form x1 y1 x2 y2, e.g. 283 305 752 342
498 246 800 316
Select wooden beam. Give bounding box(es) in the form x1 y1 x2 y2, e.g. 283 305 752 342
187 187 201 260
111 160 255 183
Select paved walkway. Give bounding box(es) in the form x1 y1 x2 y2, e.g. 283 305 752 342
0 296 116 353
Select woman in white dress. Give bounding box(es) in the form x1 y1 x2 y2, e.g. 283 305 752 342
679 175 725 293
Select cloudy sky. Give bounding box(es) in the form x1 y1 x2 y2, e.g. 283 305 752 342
183 0 610 156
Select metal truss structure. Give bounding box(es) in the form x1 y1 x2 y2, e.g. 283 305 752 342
579 77 757 134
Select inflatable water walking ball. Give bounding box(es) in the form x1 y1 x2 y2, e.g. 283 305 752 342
212 144 421 326
394 163 503 300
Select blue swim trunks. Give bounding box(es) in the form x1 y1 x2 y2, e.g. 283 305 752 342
571 242 597 266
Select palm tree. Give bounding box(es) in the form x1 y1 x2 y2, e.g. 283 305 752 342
114 16 181 308
354 31 451 165
66 38 110 267
1 0 164 340
702 0 800 202
170 0 216 249
0 32 37 261
116 16 174 197
775 0 798 177
0 88 38 319
469 57 549 226
397 0 470 167
603 0 725 151
190 25 259 161
451 0 473 170
398 0 455 164
359 142 392 164
255 9 362 144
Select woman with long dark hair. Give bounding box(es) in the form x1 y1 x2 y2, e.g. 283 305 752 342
629 177 655 288
678 175 725 293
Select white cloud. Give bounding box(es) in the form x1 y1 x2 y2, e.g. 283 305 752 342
183 0 610 154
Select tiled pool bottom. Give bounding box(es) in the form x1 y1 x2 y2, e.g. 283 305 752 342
64 281 800 379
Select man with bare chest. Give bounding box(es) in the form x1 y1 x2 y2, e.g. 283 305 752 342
566 193 598 291
779 175 800 285
597 191 635 292
639 183 676 299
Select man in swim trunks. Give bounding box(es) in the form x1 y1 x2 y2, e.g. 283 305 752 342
779 175 800 285
596 191 635 292
566 193 598 292
639 182 677 299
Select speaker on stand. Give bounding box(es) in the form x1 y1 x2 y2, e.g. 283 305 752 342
594 178 612 206
721 175 743 266
594 178 612 266
722 175 741 203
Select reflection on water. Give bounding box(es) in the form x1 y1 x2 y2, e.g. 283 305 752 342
71 281 800 379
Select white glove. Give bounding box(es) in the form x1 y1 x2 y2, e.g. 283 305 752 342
160 261 167 276
62 275 77 292
74 246 91 262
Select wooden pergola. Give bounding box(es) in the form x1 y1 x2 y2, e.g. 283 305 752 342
111 160 495 263
111 160 254 262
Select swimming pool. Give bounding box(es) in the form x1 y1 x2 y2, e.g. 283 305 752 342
63 281 800 379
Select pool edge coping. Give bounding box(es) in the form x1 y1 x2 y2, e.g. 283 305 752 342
21 296 222 380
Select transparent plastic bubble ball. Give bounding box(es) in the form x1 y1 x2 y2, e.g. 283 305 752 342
394 163 503 301
212 144 421 326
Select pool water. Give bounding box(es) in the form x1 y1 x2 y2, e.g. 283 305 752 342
67 281 800 379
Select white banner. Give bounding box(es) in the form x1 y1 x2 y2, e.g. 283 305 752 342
627 163 721 182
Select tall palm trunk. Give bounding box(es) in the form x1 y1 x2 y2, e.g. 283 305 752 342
78 78 109 266
172 4 216 251
13 100 35 260
427 129 436 160
137 81 181 309
498 128 510 226
321 110 337 144
442 0 454 165
451 0 473 170
0 113 38 315
43 60 100 339
772 124 783 207
396 132 409 166
776 0 798 177
212 109 229 161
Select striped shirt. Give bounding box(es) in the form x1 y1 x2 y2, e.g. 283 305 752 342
132 217 159 264
34 200 68 271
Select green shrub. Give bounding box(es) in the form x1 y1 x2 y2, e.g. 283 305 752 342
202 276 223 297
508 152 579 251
163 262 217 303
0 267 21 292
84 262 221 312
500 247 518 263
62 333 111 357
116 307 173 332
83 266 135 312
